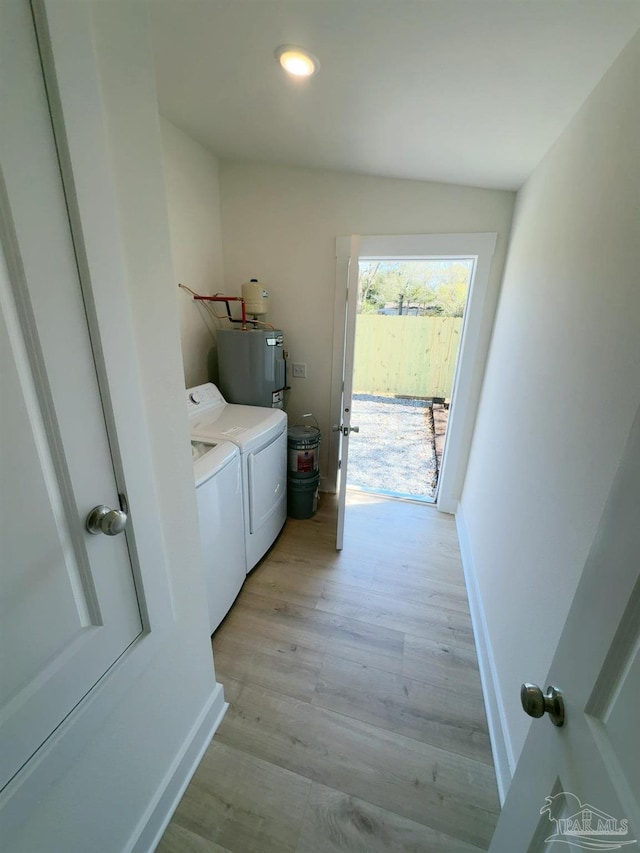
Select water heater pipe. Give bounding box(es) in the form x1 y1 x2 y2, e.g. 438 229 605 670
194 294 247 327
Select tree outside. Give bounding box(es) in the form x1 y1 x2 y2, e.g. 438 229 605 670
357 259 473 317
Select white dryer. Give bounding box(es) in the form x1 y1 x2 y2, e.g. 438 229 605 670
187 383 287 572
192 438 245 633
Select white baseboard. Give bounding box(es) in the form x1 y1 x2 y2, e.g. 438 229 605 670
129 682 227 853
455 506 513 804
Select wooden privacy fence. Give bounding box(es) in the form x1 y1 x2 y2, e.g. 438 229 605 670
353 315 463 399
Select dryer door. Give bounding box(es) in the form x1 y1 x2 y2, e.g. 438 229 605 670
247 429 287 533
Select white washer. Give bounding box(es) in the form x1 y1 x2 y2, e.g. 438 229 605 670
187 383 287 572
192 438 245 634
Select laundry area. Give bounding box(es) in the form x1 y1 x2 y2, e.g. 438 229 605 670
181 280 323 634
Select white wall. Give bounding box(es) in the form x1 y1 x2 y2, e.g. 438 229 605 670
7 4 222 851
160 117 224 388
218 162 515 482
459 30 640 774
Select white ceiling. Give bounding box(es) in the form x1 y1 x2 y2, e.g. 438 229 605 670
150 1 640 191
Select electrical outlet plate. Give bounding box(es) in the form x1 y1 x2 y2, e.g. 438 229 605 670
292 363 307 378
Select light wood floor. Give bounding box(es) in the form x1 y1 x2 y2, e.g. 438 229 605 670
157 491 499 853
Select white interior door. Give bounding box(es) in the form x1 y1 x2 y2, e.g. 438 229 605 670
332 236 360 550
0 0 142 792
490 403 640 850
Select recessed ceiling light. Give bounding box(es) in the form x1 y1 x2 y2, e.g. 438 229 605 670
275 45 319 78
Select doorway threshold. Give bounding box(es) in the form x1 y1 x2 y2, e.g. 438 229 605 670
347 485 437 505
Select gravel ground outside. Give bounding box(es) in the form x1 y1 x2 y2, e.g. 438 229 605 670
346 394 447 501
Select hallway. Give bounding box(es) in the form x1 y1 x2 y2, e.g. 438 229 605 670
158 492 499 852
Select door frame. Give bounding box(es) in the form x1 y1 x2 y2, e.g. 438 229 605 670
329 233 497 513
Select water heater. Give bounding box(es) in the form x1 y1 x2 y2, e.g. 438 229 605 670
216 328 286 408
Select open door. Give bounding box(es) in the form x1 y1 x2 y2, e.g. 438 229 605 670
490 404 640 850
331 236 360 550
329 233 497 547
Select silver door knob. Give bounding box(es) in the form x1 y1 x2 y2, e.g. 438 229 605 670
520 683 565 727
86 505 128 536
331 424 360 436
